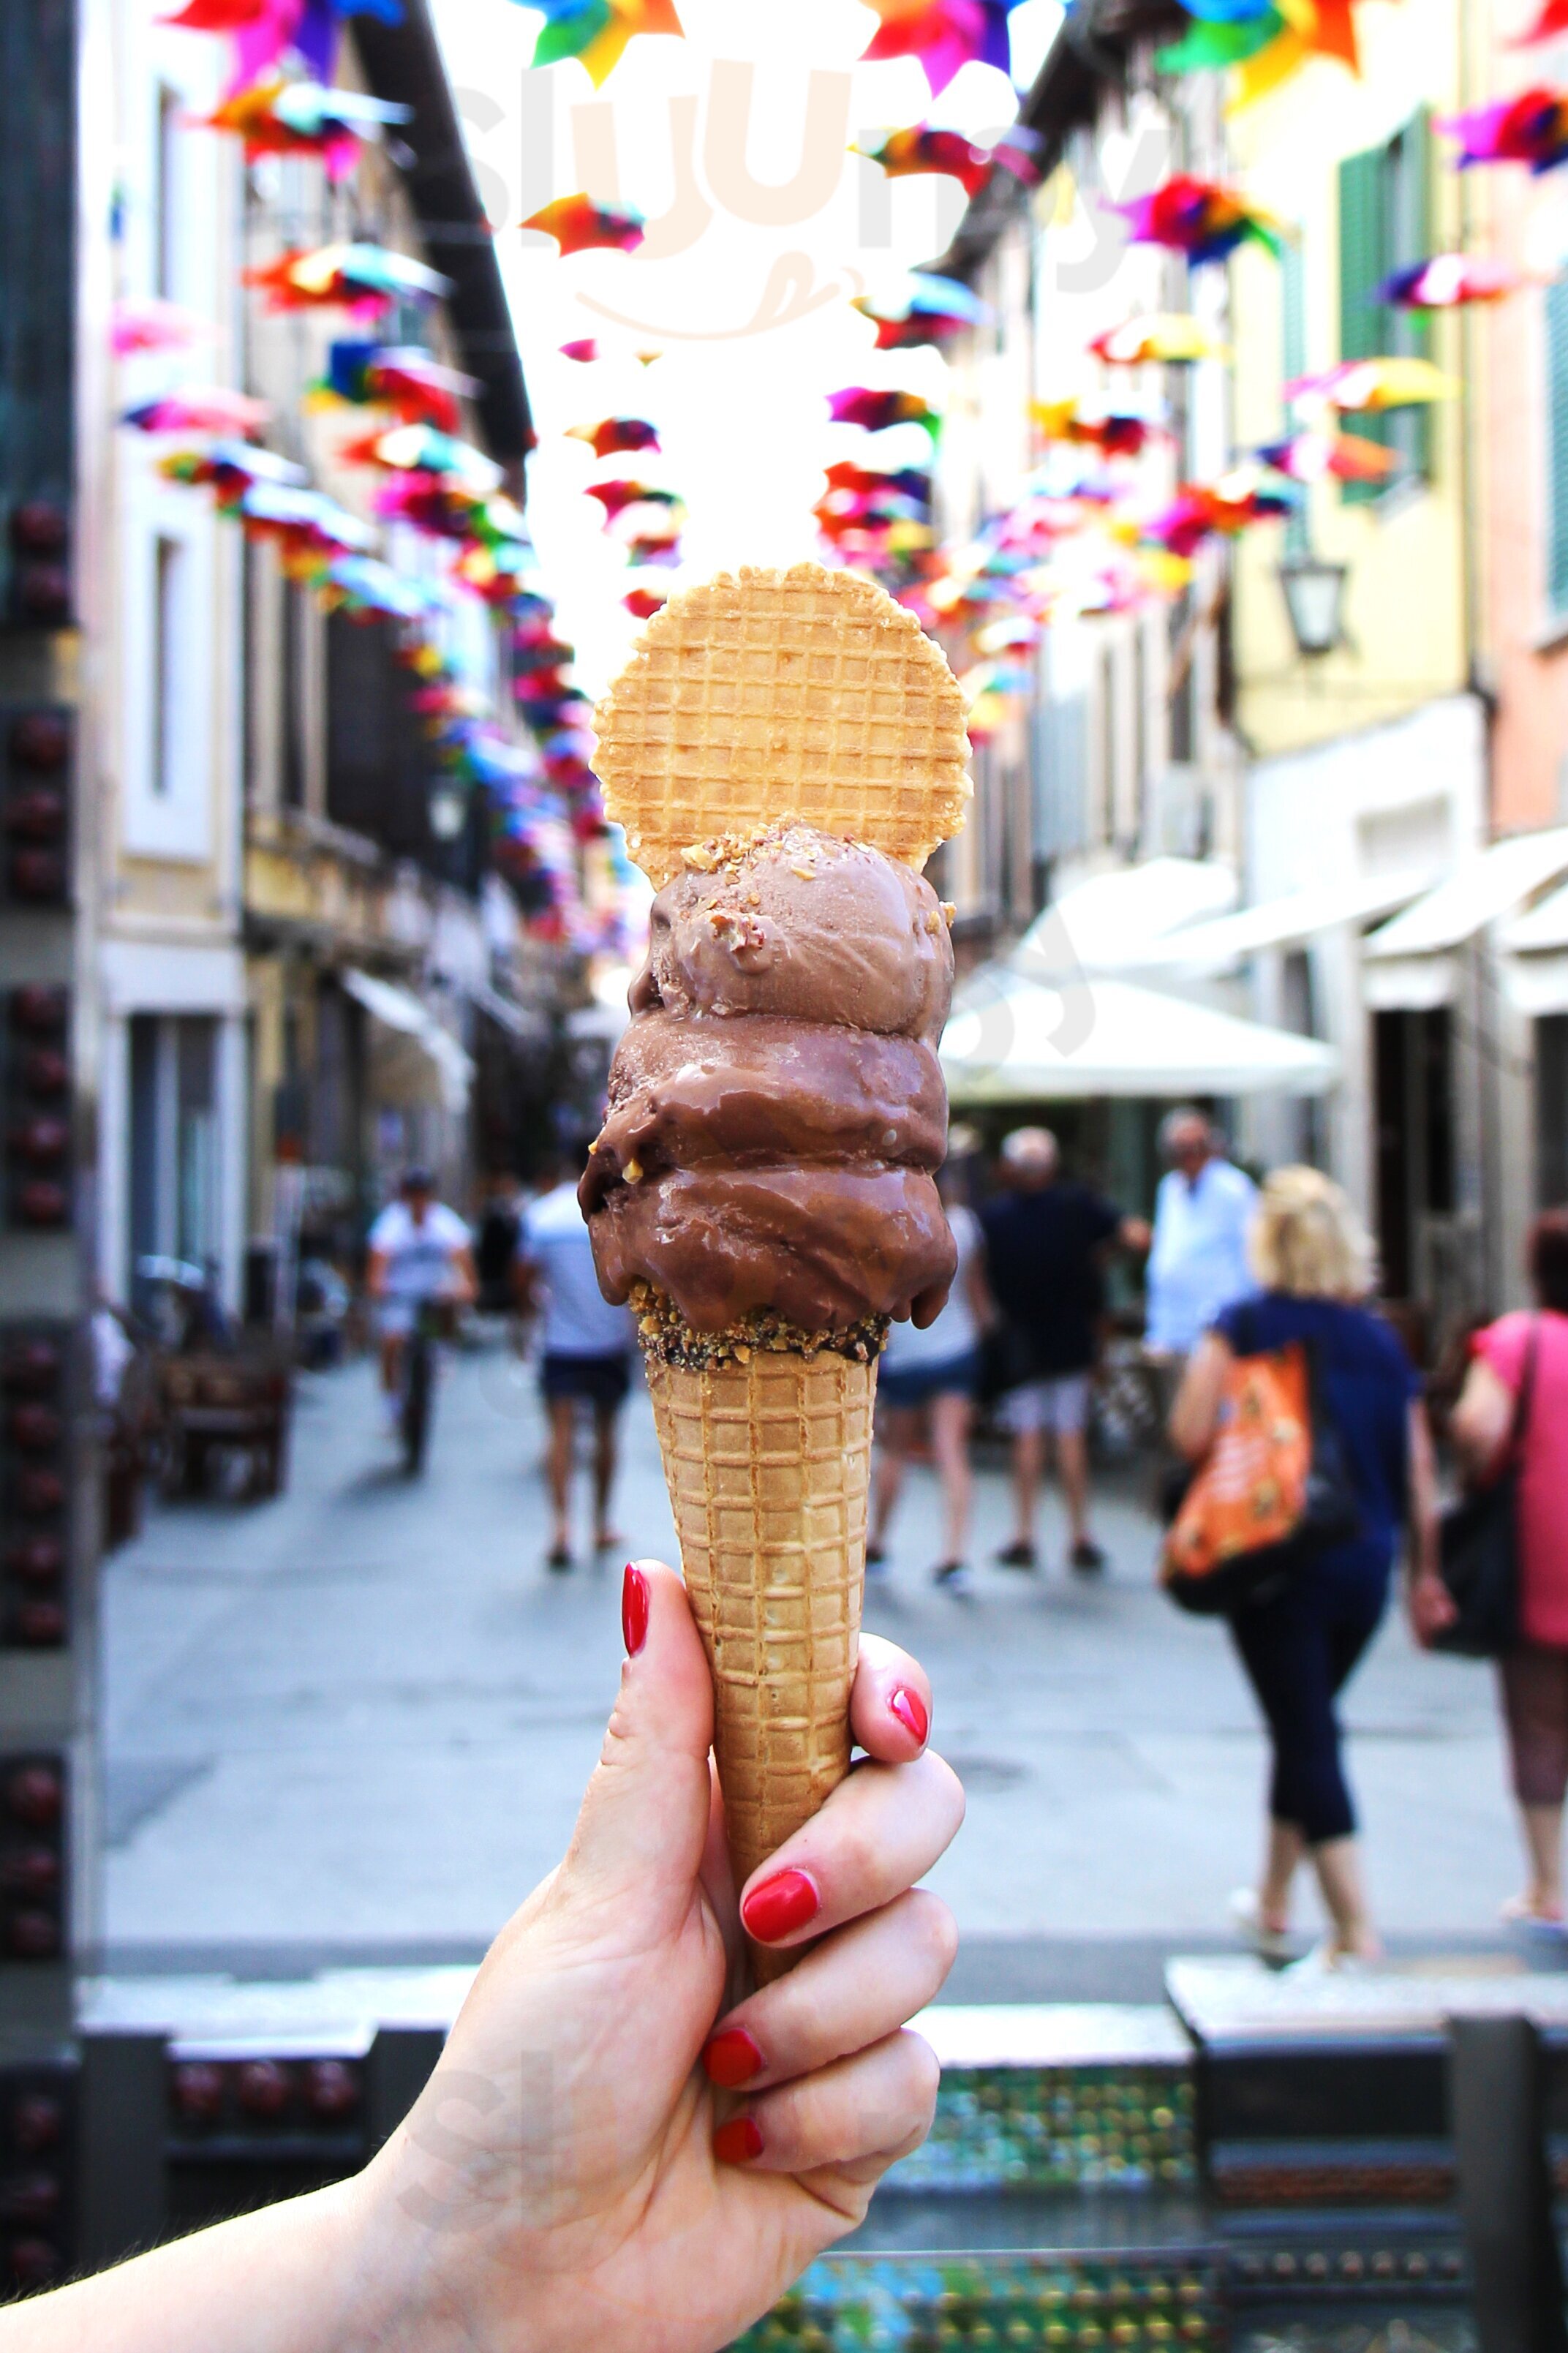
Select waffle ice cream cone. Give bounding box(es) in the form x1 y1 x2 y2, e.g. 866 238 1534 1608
647 1344 875 1978
587 564 970 1969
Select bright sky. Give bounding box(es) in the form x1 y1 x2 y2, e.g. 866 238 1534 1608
429 0 1062 692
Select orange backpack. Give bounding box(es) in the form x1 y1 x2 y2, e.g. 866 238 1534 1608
1161 1333 1359 1616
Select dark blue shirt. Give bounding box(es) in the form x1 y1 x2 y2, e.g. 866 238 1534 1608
1214 1291 1420 1589
979 1183 1122 1375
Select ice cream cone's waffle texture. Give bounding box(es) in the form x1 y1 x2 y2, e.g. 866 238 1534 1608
592 562 971 887
648 1349 872 1980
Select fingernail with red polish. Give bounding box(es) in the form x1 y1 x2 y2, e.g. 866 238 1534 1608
741 1867 820 1943
622 1564 649 1657
704 2027 764 2089
713 2114 764 2165
889 1684 929 1744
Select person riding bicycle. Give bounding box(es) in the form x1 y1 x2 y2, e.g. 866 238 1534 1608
366 1169 477 1434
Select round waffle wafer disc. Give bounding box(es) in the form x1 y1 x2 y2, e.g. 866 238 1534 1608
592 562 971 886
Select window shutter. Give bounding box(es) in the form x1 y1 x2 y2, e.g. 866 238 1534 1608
1546 276 1568 614
1338 145 1388 505
1280 244 1308 554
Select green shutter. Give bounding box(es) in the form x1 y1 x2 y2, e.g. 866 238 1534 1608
1547 276 1568 613
1338 145 1388 505
1280 243 1308 554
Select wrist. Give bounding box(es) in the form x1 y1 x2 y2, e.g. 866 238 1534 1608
333 2136 534 2353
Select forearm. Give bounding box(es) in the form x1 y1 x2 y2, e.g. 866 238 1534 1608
0 2180 380 2353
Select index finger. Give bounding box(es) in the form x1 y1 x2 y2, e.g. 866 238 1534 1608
851 1633 932 1763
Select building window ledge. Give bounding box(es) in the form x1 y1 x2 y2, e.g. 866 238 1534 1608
1531 611 1568 657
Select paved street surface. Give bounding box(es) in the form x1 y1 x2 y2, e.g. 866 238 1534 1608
102 1337 1524 1994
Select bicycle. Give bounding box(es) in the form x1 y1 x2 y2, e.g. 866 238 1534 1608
399 1298 456 1475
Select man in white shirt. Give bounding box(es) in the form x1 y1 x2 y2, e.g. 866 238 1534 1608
366 1169 478 1420
517 1149 636 1571
1145 1110 1259 1361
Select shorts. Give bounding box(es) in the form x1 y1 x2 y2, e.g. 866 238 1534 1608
878 1348 981 1409
540 1350 633 1412
377 1300 418 1340
995 1371 1091 1436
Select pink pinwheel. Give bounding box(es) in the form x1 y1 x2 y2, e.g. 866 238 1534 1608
1441 88 1568 172
1376 255 1525 306
121 387 270 435
111 297 208 355
1117 176 1289 265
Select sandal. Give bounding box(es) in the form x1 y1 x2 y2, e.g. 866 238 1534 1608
546 1542 572 1573
995 1539 1037 1571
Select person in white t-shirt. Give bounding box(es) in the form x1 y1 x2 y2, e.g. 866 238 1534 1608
366 1169 477 1417
868 1169 995 1595
517 1147 637 1571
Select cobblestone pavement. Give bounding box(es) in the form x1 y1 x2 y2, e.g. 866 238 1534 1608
99 1339 1522 1987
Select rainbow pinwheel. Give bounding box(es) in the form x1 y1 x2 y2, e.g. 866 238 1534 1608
519 0 684 89
1286 357 1459 410
827 388 941 436
1117 176 1289 264
1030 401 1164 457
1227 0 1363 108
1088 315 1229 366
204 77 408 176
856 0 1028 99
521 195 647 257
623 585 669 619
823 461 933 503
110 297 206 355
312 342 478 432
585 479 682 519
163 0 404 96
559 338 599 362
1441 89 1568 172
321 556 432 623
1142 470 1294 557
159 440 306 497
1157 10 1287 73
1513 0 1568 42
565 415 660 458
853 126 1039 197
337 424 503 495
1376 255 1525 306
853 272 992 350
1257 429 1397 483
244 242 450 315
121 387 271 435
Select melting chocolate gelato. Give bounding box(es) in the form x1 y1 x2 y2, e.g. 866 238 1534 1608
581 824 957 1336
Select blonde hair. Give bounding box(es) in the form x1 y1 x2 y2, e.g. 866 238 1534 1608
1248 1166 1374 1300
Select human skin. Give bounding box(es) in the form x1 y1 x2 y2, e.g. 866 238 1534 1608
3 1563 962 2353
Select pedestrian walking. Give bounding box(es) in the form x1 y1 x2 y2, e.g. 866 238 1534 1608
979 1127 1150 1575
473 1171 524 1317
1437 1210 1568 1927
516 1145 637 1570
1145 1108 1259 1368
869 1167 995 1593
1169 1167 1439 1968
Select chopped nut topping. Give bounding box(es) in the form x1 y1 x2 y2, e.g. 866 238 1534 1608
681 843 718 873
625 1280 889 1372
622 1157 644 1183
941 900 957 926
790 863 817 881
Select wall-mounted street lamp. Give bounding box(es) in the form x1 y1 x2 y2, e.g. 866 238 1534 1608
1278 551 1349 660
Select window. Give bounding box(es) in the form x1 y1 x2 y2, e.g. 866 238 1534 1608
152 534 182 798
1338 113 1432 505
1545 279 1568 614
281 578 308 810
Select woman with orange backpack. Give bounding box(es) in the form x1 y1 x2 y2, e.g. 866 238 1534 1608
1168 1167 1441 1970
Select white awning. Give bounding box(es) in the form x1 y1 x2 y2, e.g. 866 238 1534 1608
1014 858 1237 977
1118 872 1430 975
941 968 1339 1102
467 981 548 1045
342 968 475 1111
1503 952 1568 1015
1503 876 1568 954
1364 828 1568 961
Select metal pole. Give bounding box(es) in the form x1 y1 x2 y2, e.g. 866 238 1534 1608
1449 2012 1567 2353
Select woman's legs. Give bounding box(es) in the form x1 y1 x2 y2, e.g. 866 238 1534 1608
929 1392 974 1565
1259 1821 1305 1934
1312 1837 1378 1958
1499 1649 1568 1917
870 1405 919 1555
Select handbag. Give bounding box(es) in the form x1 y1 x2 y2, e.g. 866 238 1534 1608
1433 1319 1539 1660
1160 1304 1361 1618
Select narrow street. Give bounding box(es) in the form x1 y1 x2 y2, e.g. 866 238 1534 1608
102 1335 1520 1992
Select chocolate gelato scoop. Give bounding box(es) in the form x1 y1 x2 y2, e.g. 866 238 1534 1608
581 823 957 1336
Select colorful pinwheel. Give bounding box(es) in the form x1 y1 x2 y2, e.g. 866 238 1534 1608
559 338 599 361
121 387 271 435
1441 89 1568 172
244 242 449 315
827 388 941 436
1157 10 1288 74
311 343 478 432
203 77 408 177
1117 176 1289 265
584 479 682 519
1031 401 1164 457
337 424 503 494
852 127 1039 197
565 416 660 457
624 585 669 619
1376 255 1525 306
853 272 992 350
321 556 432 622
110 297 207 355
159 440 306 498
1286 357 1459 410
1142 471 1294 557
856 0 1028 99
163 0 404 96
1257 429 1398 483
1088 315 1228 366
521 194 646 255
519 0 685 89
823 462 933 503
1513 0 1568 42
